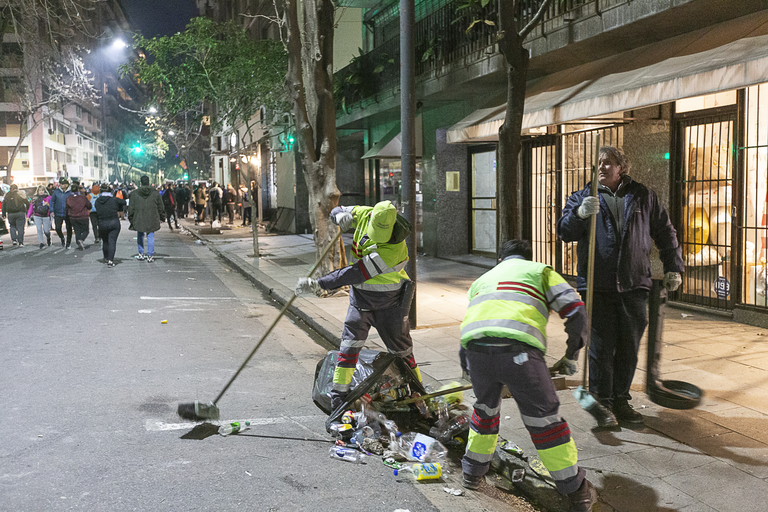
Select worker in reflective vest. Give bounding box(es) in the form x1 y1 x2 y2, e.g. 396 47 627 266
459 239 597 512
296 200 421 410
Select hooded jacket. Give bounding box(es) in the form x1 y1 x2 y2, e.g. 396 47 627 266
95 194 126 222
127 185 165 232
50 187 73 217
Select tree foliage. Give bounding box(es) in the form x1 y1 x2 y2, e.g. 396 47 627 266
0 0 99 184
123 17 288 143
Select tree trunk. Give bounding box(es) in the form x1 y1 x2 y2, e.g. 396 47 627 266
284 0 345 275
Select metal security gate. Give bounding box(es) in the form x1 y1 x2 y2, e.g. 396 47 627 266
523 126 622 279
673 109 736 310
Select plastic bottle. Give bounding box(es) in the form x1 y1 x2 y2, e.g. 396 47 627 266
398 432 447 462
352 425 375 445
329 445 365 464
394 462 443 481
218 421 251 436
429 414 470 442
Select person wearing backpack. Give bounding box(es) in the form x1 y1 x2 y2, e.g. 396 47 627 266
26 185 53 248
208 182 223 226
2 184 30 246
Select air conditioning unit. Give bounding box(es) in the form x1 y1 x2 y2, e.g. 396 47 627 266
48 128 55 135
21 160 29 167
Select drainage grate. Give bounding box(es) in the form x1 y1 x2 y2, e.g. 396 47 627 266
265 257 309 267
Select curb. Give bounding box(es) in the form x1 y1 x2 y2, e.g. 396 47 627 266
189 228 342 350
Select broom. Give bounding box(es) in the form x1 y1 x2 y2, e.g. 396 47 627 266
571 133 616 427
177 228 343 421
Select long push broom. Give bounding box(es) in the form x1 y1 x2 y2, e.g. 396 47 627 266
177 229 344 422
571 133 616 426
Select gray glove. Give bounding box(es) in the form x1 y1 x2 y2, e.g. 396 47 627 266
577 196 600 219
334 211 353 231
552 355 578 376
295 277 321 296
663 272 682 292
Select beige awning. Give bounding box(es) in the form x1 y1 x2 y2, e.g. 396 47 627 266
447 12 768 143
362 115 423 159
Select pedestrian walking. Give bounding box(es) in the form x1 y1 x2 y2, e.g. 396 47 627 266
94 183 125 267
239 183 251 226
2 184 30 246
114 184 126 220
295 200 421 410
51 178 74 248
224 184 237 224
208 182 223 226
66 185 91 250
457 239 596 511
557 146 684 428
175 183 188 220
193 183 207 225
89 184 100 243
161 183 179 231
127 175 164 262
27 185 53 248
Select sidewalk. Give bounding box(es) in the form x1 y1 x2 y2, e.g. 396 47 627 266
188 220 768 512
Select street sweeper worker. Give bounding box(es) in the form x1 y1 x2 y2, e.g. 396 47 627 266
557 146 684 428
295 200 421 411
459 239 596 512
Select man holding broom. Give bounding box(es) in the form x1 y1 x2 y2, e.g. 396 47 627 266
459 239 597 511
558 146 684 428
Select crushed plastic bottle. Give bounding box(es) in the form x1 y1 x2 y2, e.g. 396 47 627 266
329 445 365 464
352 425 375 445
218 421 251 436
429 414 470 443
398 432 447 462
394 462 443 481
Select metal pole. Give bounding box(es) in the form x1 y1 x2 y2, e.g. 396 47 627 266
400 0 417 328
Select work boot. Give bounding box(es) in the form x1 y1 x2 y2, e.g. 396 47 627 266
329 391 347 412
568 478 597 512
613 399 644 426
590 401 618 429
462 473 484 490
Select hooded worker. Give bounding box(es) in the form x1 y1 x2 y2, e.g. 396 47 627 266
296 200 421 411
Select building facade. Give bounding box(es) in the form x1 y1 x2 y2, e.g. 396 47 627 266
334 0 768 324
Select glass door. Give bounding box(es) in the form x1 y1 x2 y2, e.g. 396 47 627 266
675 111 735 310
471 148 496 257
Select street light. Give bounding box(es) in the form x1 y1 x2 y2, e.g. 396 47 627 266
149 106 157 114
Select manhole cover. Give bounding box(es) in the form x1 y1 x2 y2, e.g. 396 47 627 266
265 257 308 267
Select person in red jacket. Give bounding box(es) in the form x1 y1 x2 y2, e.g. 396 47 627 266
66 185 92 250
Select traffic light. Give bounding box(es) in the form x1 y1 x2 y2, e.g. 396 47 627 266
132 143 143 154
183 174 188 180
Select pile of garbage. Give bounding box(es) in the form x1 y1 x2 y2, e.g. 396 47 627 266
314 350 472 481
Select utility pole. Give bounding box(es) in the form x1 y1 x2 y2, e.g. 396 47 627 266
401 0 417 328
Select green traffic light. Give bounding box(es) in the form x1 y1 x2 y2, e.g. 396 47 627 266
664 152 670 160
133 144 143 154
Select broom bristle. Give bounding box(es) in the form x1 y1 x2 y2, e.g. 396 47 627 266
177 401 220 421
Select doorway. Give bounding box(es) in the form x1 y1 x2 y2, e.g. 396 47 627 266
470 147 496 257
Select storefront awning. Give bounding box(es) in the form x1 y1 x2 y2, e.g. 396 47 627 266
447 12 768 143
362 115 423 159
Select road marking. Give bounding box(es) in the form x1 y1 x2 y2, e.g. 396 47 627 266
140 296 238 300
145 415 324 432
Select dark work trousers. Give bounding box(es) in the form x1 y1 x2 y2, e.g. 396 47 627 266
331 303 417 396
195 204 206 223
89 212 100 241
54 215 72 245
165 207 177 229
71 218 90 243
98 219 120 262
225 202 235 223
211 202 222 223
176 201 185 220
241 206 252 226
462 343 585 495
582 290 649 408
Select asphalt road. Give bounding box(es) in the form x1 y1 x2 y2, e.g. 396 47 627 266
0 223 451 512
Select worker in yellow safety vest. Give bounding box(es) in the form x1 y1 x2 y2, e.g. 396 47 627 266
459 239 597 512
296 200 421 411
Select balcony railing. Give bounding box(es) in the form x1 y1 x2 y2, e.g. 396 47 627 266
335 0 590 112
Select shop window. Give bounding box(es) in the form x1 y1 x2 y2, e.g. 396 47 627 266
379 159 423 250
742 84 768 307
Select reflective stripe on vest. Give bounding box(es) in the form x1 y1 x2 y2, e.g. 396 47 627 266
461 318 546 348
468 291 549 319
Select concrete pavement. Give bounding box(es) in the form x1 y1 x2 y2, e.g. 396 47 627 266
188 220 768 512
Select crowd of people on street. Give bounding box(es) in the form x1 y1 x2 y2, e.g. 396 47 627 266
0 176 257 261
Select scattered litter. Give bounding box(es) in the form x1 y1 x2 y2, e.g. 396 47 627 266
161 320 168 324
186 278 196 281
511 468 525 482
681 313 694 318
500 440 524 457
640 405 646 409
361 437 384 455
758 333 765 336
38 435 43 438
504 416 511 420
195 240 203 245
443 487 465 496
138 310 152 314
245 471 252 477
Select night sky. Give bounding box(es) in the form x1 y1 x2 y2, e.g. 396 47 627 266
121 0 199 38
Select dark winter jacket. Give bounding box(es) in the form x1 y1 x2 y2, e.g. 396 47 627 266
51 188 73 217
557 177 684 293
208 186 222 205
2 190 30 215
162 188 175 211
94 194 126 222
127 185 165 233
66 194 92 220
